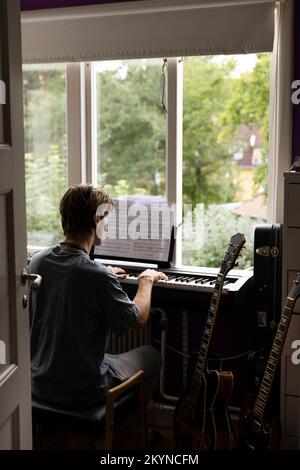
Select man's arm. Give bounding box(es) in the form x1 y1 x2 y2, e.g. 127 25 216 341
133 269 168 328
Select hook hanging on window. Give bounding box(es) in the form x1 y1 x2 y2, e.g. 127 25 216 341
160 58 168 114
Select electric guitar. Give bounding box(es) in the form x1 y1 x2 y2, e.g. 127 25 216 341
174 233 246 450
239 272 300 450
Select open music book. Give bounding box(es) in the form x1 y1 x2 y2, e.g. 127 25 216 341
93 195 175 267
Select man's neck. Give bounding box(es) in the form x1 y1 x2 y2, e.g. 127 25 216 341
63 235 93 255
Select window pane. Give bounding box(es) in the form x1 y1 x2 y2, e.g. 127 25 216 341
23 64 67 247
182 54 270 268
94 59 166 197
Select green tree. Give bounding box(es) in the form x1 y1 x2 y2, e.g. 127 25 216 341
183 205 255 268
23 65 67 245
182 55 270 267
97 58 239 206
97 61 166 196
183 57 237 206
220 53 270 195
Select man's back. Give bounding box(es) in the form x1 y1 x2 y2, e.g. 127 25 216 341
29 245 139 406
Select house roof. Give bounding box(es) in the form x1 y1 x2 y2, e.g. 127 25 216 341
234 194 267 220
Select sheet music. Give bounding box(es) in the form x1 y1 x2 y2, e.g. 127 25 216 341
94 195 173 263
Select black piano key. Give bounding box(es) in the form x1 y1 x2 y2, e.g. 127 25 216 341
182 276 197 282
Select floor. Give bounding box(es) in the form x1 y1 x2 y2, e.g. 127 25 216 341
32 404 175 450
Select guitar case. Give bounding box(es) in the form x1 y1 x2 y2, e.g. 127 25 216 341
253 223 283 349
252 224 283 420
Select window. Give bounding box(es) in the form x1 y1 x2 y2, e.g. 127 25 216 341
23 64 67 247
23 55 270 269
22 0 290 269
182 54 270 268
93 59 166 197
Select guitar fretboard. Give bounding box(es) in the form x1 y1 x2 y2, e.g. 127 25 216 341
192 273 224 388
253 297 295 419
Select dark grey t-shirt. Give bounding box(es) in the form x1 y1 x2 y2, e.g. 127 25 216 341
29 245 140 406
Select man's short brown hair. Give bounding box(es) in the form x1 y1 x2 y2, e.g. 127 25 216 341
59 184 113 238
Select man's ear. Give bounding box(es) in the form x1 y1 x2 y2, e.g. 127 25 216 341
94 214 101 225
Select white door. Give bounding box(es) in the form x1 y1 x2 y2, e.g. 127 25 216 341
0 0 32 450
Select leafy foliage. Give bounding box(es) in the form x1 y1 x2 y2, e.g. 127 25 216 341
183 57 237 206
23 65 67 245
182 205 258 268
219 54 270 195
97 61 166 196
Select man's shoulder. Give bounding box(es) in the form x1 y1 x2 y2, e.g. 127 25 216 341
28 246 114 282
81 260 126 293
81 258 113 280
28 246 54 269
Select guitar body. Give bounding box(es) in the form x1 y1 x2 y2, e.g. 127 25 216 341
236 273 300 451
174 233 246 450
174 354 234 450
239 410 271 450
204 369 234 450
174 376 207 450
238 395 281 450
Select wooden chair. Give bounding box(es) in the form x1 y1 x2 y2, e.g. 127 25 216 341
32 370 147 450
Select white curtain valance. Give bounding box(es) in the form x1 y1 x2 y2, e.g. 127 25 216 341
21 0 276 63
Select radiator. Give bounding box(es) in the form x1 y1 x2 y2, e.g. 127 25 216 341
106 309 180 404
107 318 152 354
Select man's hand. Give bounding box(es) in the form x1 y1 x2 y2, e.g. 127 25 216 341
138 269 168 284
107 266 128 280
134 269 168 328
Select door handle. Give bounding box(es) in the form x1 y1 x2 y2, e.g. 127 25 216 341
21 268 42 290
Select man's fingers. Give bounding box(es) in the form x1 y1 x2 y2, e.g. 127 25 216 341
109 266 127 275
138 268 168 283
115 267 126 274
116 273 128 279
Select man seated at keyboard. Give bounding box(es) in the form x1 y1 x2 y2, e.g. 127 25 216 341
29 184 167 406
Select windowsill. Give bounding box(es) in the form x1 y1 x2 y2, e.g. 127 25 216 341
27 245 253 275
177 264 253 277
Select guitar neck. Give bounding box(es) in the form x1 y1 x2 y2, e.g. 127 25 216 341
253 297 296 419
192 272 225 388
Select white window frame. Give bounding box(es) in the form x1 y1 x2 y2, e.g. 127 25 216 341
66 62 82 186
166 58 183 266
